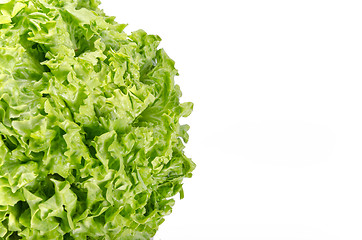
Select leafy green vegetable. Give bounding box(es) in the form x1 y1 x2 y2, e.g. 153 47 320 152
0 0 195 239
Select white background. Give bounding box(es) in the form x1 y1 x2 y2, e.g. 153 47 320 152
101 1 362 239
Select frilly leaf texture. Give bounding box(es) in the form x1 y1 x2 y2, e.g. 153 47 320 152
0 0 195 239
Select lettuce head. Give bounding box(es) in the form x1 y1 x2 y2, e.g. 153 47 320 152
0 0 195 239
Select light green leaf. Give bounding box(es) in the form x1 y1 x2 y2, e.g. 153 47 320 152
0 14 10 24
0 0 11 5
0 0 194 238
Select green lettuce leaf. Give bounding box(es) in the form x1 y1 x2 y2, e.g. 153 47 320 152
0 0 194 239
